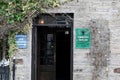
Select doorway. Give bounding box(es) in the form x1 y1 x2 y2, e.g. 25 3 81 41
37 27 71 80
32 13 73 80
56 29 70 80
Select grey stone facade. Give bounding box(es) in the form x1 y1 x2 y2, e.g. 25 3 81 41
15 30 32 80
15 0 120 80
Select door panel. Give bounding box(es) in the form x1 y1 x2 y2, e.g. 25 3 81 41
37 27 70 80
37 28 56 80
39 72 55 80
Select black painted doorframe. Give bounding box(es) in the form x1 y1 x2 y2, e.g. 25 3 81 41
31 13 73 80
32 25 73 80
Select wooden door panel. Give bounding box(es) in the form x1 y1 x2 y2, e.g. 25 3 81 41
37 28 56 80
36 27 71 80
38 72 55 80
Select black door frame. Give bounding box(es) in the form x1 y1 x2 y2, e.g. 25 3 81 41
31 13 73 80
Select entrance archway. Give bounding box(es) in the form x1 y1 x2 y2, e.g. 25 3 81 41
32 13 73 80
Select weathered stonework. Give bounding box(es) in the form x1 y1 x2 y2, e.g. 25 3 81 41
15 0 120 80
89 19 110 80
15 30 32 80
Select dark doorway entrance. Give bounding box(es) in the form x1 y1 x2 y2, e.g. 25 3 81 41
37 27 71 80
32 13 73 80
56 30 70 80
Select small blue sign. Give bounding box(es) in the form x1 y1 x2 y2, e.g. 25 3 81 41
16 34 27 49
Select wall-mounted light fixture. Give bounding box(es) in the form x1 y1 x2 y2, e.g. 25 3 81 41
38 19 45 24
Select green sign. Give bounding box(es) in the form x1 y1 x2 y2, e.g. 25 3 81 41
76 28 91 48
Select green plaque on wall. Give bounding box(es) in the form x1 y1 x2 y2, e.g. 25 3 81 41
76 28 91 48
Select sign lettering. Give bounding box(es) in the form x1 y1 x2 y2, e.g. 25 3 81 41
16 34 27 49
76 28 91 48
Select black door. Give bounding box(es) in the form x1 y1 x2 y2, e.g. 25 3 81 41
37 27 56 80
35 27 71 80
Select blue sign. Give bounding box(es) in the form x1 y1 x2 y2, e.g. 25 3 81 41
16 34 27 49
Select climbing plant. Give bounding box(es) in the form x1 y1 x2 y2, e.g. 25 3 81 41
0 0 71 59
0 0 60 24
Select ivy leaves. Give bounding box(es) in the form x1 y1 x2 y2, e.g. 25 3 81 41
0 1 8 15
0 0 62 24
0 0 23 23
0 0 71 58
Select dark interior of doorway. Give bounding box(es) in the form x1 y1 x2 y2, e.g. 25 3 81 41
37 27 71 80
32 13 73 80
56 30 70 80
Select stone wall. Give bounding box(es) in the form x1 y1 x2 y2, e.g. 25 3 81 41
15 30 32 80
48 0 120 80
15 0 120 80
89 19 110 80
